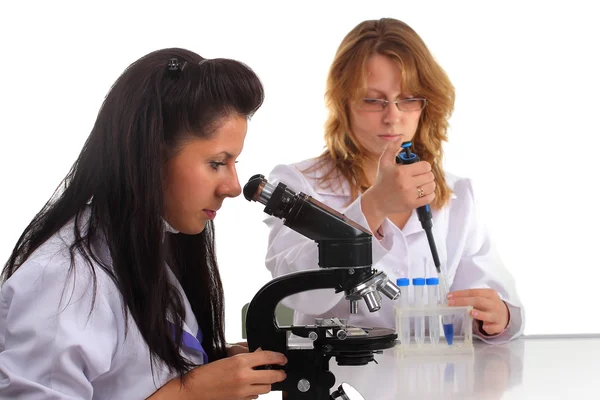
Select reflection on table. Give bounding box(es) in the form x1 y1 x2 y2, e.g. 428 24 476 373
332 338 522 399
259 335 600 399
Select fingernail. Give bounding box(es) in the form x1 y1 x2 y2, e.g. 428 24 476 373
472 311 478 317
448 299 455 306
446 293 453 299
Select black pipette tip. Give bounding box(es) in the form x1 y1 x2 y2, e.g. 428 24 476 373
402 141 413 157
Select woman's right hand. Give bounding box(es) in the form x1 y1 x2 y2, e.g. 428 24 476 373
150 349 287 400
361 139 435 232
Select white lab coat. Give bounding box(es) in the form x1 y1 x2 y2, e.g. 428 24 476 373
0 209 206 399
264 158 524 344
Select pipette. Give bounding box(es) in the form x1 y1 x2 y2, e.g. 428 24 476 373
396 141 453 345
396 141 441 271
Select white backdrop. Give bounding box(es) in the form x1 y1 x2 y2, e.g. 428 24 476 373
1 1 598 342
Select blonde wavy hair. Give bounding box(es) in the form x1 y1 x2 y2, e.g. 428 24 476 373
310 18 455 209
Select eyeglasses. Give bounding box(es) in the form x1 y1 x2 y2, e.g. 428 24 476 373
356 97 427 112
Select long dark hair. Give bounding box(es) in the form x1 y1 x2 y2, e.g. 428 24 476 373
1 48 264 376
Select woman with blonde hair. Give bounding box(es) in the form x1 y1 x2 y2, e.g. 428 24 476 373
263 18 524 343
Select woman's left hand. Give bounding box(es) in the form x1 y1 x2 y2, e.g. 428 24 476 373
226 341 249 357
447 289 509 335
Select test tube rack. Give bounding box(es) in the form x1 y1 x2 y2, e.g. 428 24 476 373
394 305 474 356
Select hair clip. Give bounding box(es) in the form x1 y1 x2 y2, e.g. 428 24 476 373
166 58 187 77
167 58 180 71
198 58 209 66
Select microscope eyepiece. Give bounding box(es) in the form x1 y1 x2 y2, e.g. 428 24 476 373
243 174 267 203
243 175 372 245
243 174 283 210
242 174 262 201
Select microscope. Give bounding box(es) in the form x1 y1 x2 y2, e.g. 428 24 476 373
243 174 401 399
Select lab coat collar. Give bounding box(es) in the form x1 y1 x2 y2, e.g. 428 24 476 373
162 219 179 234
165 266 208 364
80 201 205 362
313 179 351 197
167 321 208 364
297 160 352 198
401 209 427 236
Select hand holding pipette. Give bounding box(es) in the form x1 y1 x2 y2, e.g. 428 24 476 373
397 141 454 344
396 142 441 271
361 139 434 237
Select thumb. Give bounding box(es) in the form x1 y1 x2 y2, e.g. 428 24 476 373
379 137 404 166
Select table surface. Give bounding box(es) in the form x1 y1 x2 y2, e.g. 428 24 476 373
259 334 600 399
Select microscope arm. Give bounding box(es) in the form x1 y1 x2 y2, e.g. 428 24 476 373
246 267 373 353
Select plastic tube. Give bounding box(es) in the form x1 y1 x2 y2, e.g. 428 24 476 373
426 277 440 345
438 272 454 345
412 278 425 345
396 278 411 346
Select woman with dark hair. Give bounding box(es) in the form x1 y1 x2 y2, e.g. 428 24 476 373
0 48 286 399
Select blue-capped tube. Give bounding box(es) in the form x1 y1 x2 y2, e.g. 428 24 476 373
413 278 426 345
426 277 440 345
396 278 411 346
